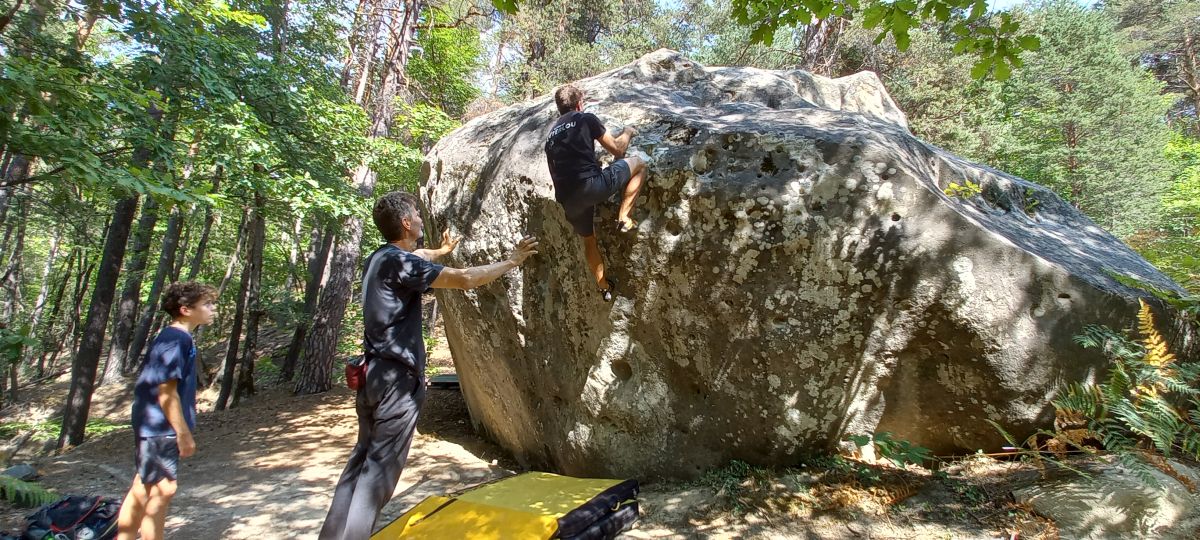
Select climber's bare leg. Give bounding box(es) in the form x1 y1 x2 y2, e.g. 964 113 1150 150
582 234 606 288
617 156 645 227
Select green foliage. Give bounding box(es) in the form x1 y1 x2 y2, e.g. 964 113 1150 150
694 460 771 513
494 0 680 99
1106 0 1200 126
988 1 1173 236
1054 302 1200 481
846 432 932 467
1130 132 1200 294
943 180 982 198
0 327 38 368
1105 270 1199 317
1023 187 1040 215
0 476 59 508
423 329 438 355
717 0 1039 79
407 9 483 119
940 180 979 199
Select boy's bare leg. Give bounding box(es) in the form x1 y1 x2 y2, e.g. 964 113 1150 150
116 476 149 540
617 156 646 225
582 234 606 287
138 479 177 540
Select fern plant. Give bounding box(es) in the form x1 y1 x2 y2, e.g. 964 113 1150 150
1054 300 1200 481
0 475 58 508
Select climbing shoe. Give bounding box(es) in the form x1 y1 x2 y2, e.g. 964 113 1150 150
600 277 618 302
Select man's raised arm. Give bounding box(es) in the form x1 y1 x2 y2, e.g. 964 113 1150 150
431 236 538 290
598 126 637 159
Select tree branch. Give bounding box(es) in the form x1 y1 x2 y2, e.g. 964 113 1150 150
0 147 133 188
0 0 24 36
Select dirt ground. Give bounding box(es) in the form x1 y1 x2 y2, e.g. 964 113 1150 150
0 324 1056 539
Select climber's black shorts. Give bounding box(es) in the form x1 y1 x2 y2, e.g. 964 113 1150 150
559 160 632 236
135 435 179 485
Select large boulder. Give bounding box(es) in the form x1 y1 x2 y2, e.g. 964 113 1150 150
420 49 1195 478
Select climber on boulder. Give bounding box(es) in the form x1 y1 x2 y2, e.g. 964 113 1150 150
544 83 648 302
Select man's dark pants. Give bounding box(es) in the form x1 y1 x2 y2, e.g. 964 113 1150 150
319 357 425 540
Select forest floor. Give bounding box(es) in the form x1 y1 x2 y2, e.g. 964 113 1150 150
0 322 1061 539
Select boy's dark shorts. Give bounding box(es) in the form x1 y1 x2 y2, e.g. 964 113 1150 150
560 159 633 236
135 435 180 485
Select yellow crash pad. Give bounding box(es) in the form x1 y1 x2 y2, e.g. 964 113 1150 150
372 472 629 539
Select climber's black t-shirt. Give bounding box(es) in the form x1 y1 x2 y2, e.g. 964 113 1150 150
361 244 443 375
545 111 606 200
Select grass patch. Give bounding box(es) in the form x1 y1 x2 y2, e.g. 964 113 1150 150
0 418 125 440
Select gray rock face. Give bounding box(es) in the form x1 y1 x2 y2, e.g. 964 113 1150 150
420 49 1195 478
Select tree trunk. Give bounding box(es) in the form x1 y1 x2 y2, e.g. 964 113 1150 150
283 215 302 294
281 219 335 381
53 246 96 371
0 0 24 37
217 207 251 301
294 0 420 394
215 232 251 410
57 194 138 448
23 232 59 368
101 198 158 384
186 165 222 281
1182 27 1200 135
74 0 103 49
1 189 28 321
231 194 266 407
171 217 190 283
352 0 386 105
126 205 184 372
37 246 73 377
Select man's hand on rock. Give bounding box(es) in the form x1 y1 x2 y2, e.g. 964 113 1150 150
509 236 539 266
623 126 639 138
440 231 460 255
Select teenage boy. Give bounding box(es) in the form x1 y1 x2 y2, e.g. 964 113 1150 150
116 282 217 540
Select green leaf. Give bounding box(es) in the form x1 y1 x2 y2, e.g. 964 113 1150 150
1017 35 1042 51
993 59 1012 81
490 0 518 14
862 6 887 29
970 57 992 79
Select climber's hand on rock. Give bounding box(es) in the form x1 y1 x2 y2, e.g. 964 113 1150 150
623 126 639 138
509 236 539 266
440 231 460 254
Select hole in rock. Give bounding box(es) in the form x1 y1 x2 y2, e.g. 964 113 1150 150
1058 293 1071 300
665 217 683 236
760 156 778 175
891 213 901 222
611 360 633 381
